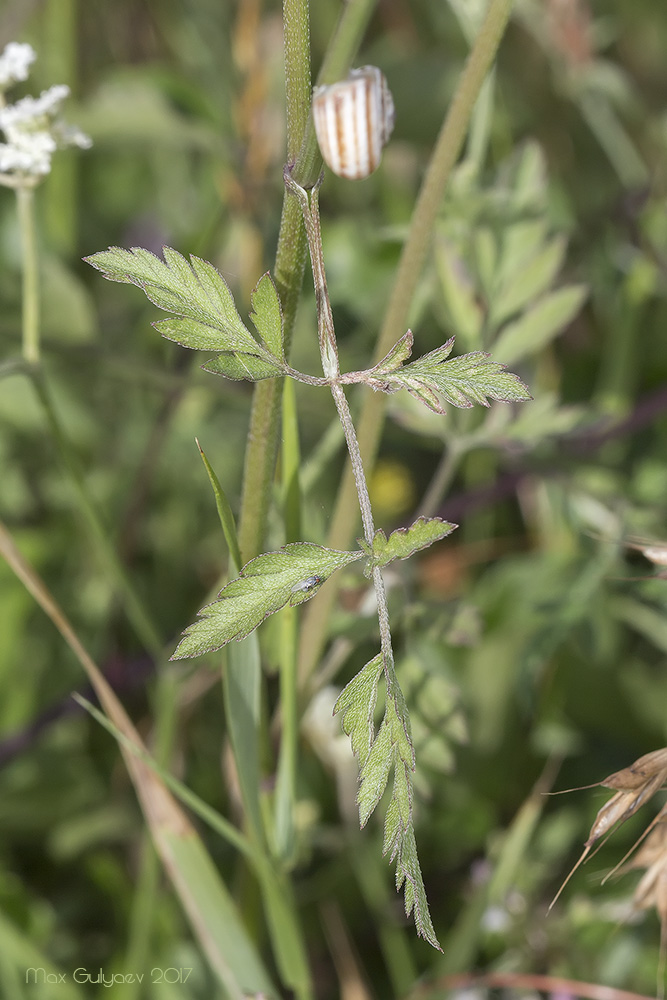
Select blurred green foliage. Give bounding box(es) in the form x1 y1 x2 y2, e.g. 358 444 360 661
2 0 667 997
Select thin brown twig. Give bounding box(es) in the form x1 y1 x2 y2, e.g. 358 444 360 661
409 970 657 1000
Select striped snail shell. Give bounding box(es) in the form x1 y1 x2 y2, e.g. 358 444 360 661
312 66 395 180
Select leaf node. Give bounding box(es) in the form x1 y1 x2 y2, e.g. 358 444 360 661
359 517 458 576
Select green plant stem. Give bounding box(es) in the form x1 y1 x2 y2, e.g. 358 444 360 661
17 185 40 364
237 0 378 562
274 378 301 860
331 379 395 669
298 0 515 685
237 0 311 563
290 174 396 675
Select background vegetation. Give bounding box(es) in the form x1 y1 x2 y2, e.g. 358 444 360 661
2 0 667 997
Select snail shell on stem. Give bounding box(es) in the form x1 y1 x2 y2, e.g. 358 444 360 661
312 66 395 180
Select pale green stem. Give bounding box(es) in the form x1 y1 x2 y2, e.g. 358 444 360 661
298 0 515 686
17 185 40 365
289 174 395 671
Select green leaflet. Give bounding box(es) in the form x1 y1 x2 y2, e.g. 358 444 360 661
201 353 285 381
394 825 440 951
334 653 440 950
250 272 285 361
334 654 384 767
488 234 568 329
359 517 457 576
171 542 362 659
491 284 589 367
358 681 413 827
85 247 287 381
362 334 531 416
384 338 531 415
366 330 414 378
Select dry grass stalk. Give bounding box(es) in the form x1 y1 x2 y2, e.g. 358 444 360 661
549 749 667 912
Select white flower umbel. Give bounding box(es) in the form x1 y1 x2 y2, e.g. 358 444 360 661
0 44 93 366
0 83 92 185
0 42 36 90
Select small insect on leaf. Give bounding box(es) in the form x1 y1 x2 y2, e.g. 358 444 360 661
289 575 323 606
291 575 322 592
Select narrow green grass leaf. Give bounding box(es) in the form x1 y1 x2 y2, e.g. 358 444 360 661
0 910 84 999
359 517 457 575
73 695 257 863
261 875 313 998
281 376 302 544
196 440 242 572
0 520 275 994
78 693 309 996
250 272 285 360
165 832 277 998
69 664 271 997
273 377 302 862
224 634 265 841
172 543 362 659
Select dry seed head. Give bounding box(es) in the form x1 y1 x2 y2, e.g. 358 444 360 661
550 751 667 912
627 816 667 871
601 748 667 791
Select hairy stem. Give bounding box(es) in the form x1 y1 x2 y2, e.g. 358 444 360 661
289 172 395 673
298 0 515 685
237 0 311 563
237 0 378 561
330 382 395 667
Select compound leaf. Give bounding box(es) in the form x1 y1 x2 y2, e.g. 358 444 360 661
334 651 440 950
368 336 531 415
172 543 362 659
85 247 287 382
359 517 457 575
